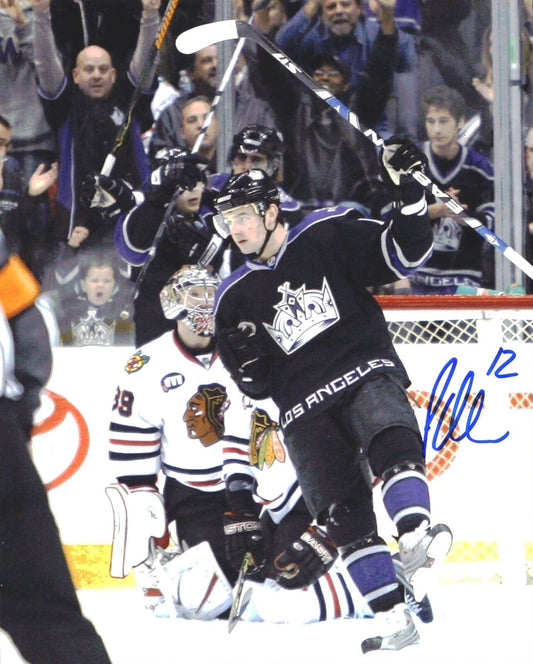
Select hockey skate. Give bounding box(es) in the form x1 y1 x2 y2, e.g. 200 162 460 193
361 603 420 653
392 552 433 623
398 522 453 601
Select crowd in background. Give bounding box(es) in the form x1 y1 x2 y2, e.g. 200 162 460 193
1 0 533 348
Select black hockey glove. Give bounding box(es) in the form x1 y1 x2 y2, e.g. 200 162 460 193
80 173 137 217
379 136 427 206
217 323 270 399
147 151 209 207
270 526 338 590
165 215 210 262
223 511 266 579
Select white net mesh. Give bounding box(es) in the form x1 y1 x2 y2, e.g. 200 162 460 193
380 296 533 585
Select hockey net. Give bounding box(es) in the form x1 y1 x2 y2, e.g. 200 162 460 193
377 295 533 585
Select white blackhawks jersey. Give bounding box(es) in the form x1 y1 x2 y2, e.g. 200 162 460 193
109 330 254 491
108 330 301 517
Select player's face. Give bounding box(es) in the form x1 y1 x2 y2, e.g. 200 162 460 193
321 0 360 36
222 204 267 254
425 106 463 152
176 181 205 215
81 266 116 305
73 47 116 99
232 151 270 174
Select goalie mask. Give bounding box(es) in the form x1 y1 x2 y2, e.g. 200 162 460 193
159 265 221 336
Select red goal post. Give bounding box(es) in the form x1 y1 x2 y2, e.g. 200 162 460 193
375 294 533 585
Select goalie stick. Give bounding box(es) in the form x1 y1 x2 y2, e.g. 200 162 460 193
176 20 533 282
101 0 181 176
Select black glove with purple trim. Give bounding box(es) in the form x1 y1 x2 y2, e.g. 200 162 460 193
270 526 338 589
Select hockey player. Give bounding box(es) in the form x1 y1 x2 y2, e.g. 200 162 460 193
107 264 250 609
212 138 453 652
92 151 226 345
209 124 302 229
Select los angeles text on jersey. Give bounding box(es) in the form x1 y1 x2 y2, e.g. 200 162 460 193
280 358 396 428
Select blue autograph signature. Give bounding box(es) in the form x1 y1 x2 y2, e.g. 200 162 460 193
423 347 514 453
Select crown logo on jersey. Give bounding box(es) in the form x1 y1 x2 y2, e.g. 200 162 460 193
264 278 339 354
71 309 115 346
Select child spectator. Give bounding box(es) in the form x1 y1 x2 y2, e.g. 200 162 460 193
45 252 134 346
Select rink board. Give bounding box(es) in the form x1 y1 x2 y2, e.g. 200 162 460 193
31 324 533 589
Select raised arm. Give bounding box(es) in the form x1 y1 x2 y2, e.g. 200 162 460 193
128 0 161 88
31 0 65 97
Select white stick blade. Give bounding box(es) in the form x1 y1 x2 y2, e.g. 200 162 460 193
176 20 239 54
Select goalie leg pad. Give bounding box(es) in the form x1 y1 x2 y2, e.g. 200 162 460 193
105 483 167 578
159 541 233 620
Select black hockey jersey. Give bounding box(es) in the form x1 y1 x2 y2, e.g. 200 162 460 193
409 142 495 293
215 204 432 431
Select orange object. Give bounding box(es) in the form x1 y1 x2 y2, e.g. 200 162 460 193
0 255 40 318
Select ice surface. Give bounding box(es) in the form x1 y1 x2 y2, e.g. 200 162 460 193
2 580 532 663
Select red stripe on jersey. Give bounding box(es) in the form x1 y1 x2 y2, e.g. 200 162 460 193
188 478 223 487
324 572 341 618
109 438 161 446
223 446 249 456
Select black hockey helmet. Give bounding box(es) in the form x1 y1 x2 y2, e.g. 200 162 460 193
214 169 280 213
228 125 285 176
213 169 281 242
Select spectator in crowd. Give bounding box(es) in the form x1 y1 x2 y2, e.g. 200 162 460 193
523 125 533 294
0 0 56 187
274 0 417 135
0 231 112 664
406 85 495 295
149 45 278 164
0 114 58 282
152 95 219 170
281 52 390 213
31 0 160 253
44 251 134 346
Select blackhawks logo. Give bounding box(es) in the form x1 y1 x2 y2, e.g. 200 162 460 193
250 408 285 469
125 352 150 373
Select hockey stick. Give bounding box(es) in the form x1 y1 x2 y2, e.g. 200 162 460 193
176 20 533 281
101 0 181 176
228 551 253 633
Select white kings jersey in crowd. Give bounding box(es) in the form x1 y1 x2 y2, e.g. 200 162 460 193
108 329 301 520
